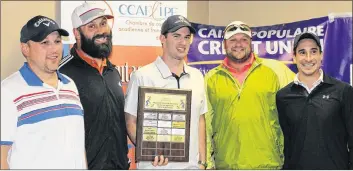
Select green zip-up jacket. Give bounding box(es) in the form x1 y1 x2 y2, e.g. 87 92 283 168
205 54 294 169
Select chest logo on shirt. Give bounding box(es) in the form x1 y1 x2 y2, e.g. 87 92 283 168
322 95 330 99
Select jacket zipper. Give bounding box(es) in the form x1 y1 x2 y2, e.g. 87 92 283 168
221 60 261 99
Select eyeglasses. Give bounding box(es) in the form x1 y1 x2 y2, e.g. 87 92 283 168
225 24 251 33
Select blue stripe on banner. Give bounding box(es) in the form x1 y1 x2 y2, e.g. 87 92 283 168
17 104 83 127
1 141 13 145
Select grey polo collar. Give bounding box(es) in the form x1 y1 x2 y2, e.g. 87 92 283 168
154 56 189 79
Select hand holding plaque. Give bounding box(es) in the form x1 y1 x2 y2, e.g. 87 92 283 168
136 86 191 162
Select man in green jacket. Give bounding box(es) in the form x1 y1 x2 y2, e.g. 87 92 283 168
205 21 294 169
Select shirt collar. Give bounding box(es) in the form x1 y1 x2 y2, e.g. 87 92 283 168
76 49 107 67
222 53 255 73
19 62 70 86
71 44 114 70
154 56 189 78
294 69 324 86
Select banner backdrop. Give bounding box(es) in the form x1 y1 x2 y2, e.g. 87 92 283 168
188 14 352 85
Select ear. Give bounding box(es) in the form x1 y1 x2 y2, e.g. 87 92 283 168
160 34 167 47
319 51 324 60
189 34 194 44
223 40 228 49
221 40 226 54
292 52 297 64
159 34 166 43
73 28 81 40
20 43 30 58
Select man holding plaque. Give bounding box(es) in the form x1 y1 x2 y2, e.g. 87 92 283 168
204 21 295 169
124 15 207 169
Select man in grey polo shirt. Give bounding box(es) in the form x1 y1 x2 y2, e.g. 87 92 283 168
124 15 207 169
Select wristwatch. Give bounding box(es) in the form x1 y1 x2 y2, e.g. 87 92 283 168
198 161 207 168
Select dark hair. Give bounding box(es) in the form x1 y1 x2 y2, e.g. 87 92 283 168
163 33 168 38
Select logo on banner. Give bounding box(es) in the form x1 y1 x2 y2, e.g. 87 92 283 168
117 1 178 20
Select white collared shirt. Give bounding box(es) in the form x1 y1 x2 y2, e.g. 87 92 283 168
294 69 324 94
124 56 208 169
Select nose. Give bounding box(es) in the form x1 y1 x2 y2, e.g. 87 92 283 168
305 53 313 61
235 41 242 47
179 37 188 45
48 42 62 54
233 39 244 47
97 25 110 35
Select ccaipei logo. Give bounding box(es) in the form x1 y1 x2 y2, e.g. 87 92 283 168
117 1 178 21
34 17 56 27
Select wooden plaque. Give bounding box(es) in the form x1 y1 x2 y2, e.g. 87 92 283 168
135 86 192 162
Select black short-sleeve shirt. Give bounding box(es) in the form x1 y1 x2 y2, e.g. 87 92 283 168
59 45 129 170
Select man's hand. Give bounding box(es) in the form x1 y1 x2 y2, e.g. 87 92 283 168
1 145 11 169
199 164 206 170
151 155 168 166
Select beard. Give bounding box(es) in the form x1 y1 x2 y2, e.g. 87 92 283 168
79 30 112 59
226 48 252 63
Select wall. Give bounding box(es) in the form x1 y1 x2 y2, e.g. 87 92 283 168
1 1 351 79
188 1 209 25
208 1 352 26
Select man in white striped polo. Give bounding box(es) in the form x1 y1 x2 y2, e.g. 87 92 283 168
1 15 87 169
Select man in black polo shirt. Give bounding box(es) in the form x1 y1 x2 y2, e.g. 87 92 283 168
58 2 129 170
276 32 353 169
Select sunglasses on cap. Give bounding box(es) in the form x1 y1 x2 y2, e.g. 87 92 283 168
225 24 251 33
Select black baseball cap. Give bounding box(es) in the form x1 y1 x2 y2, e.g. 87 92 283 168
293 32 322 52
20 15 69 43
161 15 196 35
